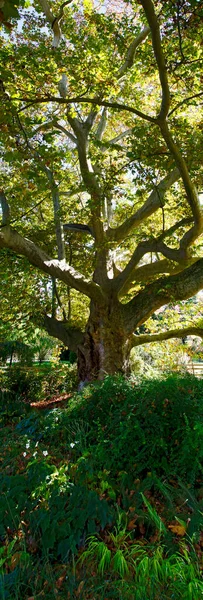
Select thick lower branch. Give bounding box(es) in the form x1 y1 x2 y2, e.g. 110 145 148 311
131 326 203 349
119 259 185 295
0 225 104 302
123 258 203 334
44 315 84 351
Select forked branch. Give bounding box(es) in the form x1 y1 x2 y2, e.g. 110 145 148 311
38 0 72 48
107 168 180 244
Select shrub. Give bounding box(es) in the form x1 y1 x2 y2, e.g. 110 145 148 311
0 362 78 403
0 373 203 599
65 374 203 484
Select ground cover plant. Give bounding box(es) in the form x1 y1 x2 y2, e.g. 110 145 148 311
0 374 203 599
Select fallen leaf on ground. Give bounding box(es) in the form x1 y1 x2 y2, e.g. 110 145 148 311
168 523 186 536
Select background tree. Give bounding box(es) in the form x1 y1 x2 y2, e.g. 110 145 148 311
0 0 203 381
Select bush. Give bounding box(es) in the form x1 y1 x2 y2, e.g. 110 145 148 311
0 362 78 403
0 340 34 366
64 374 203 484
0 373 203 599
16 373 203 485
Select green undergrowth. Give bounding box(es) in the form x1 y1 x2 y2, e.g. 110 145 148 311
0 362 77 404
0 374 203 599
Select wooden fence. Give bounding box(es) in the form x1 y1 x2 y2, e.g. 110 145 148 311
187 362 203 379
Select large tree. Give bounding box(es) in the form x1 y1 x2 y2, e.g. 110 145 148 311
0 0 203 381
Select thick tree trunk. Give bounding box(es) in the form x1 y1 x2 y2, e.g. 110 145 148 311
77 301 131 382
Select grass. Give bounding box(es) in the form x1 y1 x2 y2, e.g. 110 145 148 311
0 373 203 598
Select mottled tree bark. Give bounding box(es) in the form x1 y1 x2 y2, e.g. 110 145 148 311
77 301 131 382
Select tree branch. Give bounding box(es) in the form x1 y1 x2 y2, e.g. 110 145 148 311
25 140 66 261
113 235 189 299
95 109 108 140
113 240 157 297
123 258 203 334
66 113 105 244
118 26 150 77
13 96 157 124
140 0 170 119
0 191 11 226
51 276 67 321
38 0 72 48
114 214 199 298
43 314 84 351
107 168 180 243
33 120 77 144
59 185 85 197
120 258 184 293
6 108 66 261
160 120 203 229
41 164 65 260
131 326 203 349
105 128 134 147
0 225 104 303
157 216 193 242
53 121 77 143
168 91 203 117
63 223 93 236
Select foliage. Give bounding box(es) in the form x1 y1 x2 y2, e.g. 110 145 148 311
0 362 78 404
0 0 29 31
0 340 34 366
80 535 203 600
0 0 203 380
0 312 59 363
28 330 58 363
0 374 203 598
53 374 203 484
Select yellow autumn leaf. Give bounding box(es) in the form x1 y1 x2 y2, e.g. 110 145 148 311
168 523 186 536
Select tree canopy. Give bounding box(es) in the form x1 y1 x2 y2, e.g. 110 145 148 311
0 0 203 380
